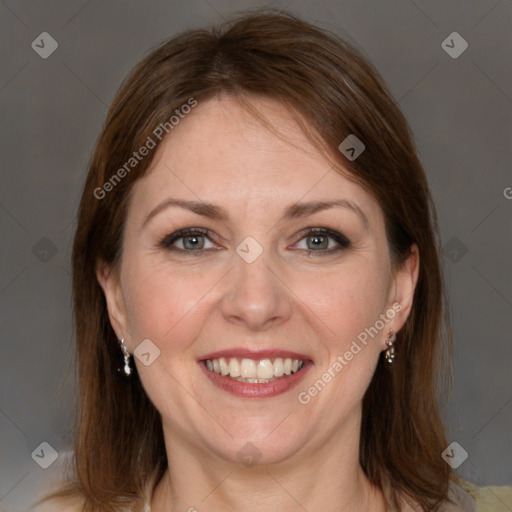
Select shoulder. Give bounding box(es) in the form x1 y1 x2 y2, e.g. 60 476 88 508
459 479 512 512
400 481 477 512
443 480 477 511
30 450 85 512
31 497 84 512
30 449 156 512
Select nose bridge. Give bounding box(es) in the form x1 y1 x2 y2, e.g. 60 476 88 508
221 241 292 330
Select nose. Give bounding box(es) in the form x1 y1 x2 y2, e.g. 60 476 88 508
220 248 293 332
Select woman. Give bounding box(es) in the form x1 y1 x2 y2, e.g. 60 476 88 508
33 9 489 512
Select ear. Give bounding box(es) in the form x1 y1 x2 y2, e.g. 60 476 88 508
386 243 420 340
96 259 130 346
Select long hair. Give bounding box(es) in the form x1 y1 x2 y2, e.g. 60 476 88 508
38 10 455 511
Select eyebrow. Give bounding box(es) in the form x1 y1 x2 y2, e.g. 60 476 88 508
141 198 368 230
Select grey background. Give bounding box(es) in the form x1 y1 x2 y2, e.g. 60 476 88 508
0 1 511 510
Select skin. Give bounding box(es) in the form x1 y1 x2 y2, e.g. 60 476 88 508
97 95 419 512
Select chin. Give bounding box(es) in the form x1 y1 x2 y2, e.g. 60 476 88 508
198 419 308 468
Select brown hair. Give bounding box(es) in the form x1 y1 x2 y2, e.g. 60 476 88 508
37 9 456 511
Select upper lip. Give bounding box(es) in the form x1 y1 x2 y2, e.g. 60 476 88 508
199 348 312 362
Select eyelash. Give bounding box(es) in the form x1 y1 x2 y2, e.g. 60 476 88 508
159 227 351 257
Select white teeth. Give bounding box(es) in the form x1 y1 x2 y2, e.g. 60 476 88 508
257 359 274 379
219 357 229 375
235 377 269 384
228 358 241 377
240 358 257 379
273 357 285 377
204 356 306 380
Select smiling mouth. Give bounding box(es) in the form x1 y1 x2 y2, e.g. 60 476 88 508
203 356 306 383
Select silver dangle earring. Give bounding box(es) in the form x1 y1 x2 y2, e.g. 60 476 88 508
384 330 397 365
118 338 132 376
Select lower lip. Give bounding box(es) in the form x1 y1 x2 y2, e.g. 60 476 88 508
199 360 313 398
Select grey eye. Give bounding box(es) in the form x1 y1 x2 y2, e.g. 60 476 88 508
181 234 205 250
294 228 350 254
306 234 330 250
160 228 216 252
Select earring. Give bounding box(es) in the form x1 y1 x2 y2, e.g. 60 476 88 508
118 338 132 376
384 330 397 365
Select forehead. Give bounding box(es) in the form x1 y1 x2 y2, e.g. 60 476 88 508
129 96 383 227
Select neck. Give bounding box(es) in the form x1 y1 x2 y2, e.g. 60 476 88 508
151 419 387 512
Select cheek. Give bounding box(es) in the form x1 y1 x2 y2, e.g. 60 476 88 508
291 265 390 425
293 262 390 341
121 258 216 347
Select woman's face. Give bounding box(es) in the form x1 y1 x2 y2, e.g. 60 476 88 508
98 96 418 467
